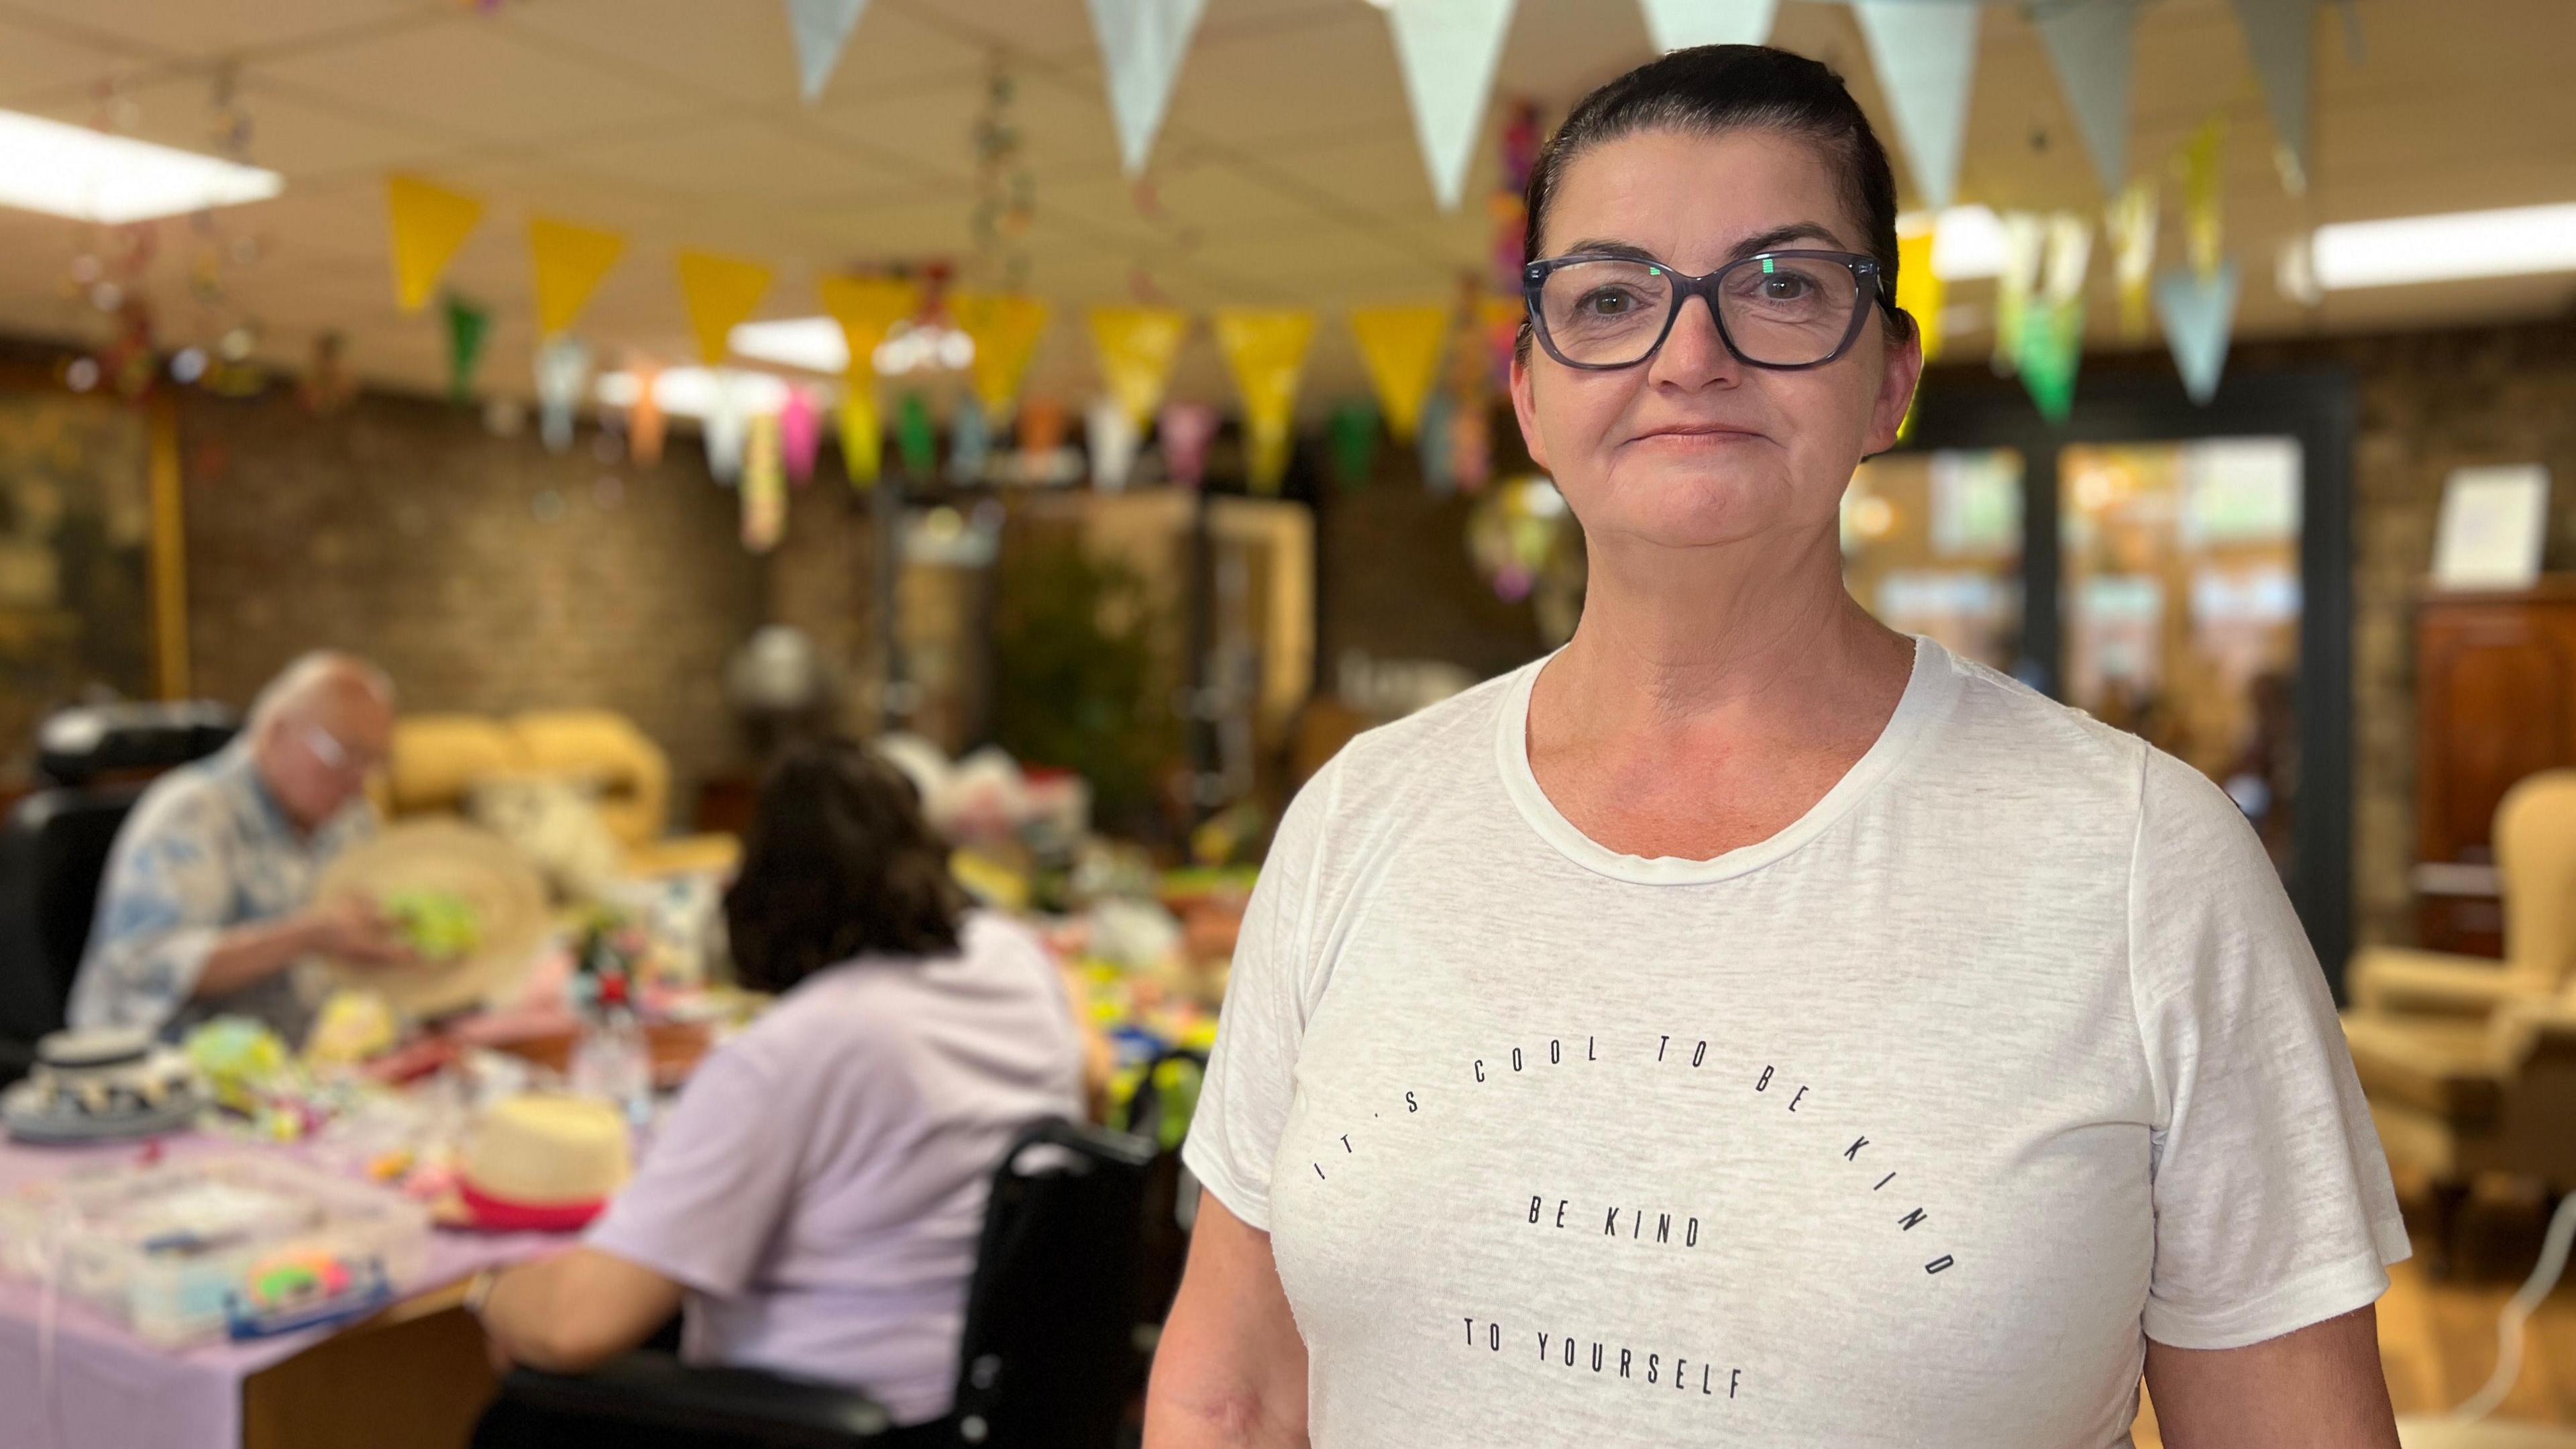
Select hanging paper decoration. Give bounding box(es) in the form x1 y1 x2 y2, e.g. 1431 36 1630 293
969 69 1037 291
385 174 484 312
443 294 489 404
896 392 938 478
1018 397 1070 457
786 0 870 102
1348 306 1447 442
1087 396 1141 490
1087 305 1190 426
2014 213 2090 422
2106 180 2158 341
1851 1 1980 209
1489 99 1542 290
2178 118 2225 279
839 388 882 486
1895 228 1942 362
951 292 1051 418
1158 402 1218 490
2155 260 2240 405
1418 388 1456 495
780 385 820 484
533 335 591 453
1448 393 1493 494
627 362 667 466
743 411 786 551
1214 308 1316 494
1383 0 1516 212
819 274 919 487
676 249 775 366
1636 0 1776 51
1328 402 1380 492
2036 0 2138 196
301 330 357 416
528 216 626 338
703 371 751 485
1088 0 1208 176
949 396 992 484
1990 211 2045 374
2229 0 2311 192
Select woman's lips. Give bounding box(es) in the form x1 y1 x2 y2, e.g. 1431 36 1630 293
1627 424 1766 445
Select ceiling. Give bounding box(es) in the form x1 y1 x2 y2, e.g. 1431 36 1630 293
0 0 2567 413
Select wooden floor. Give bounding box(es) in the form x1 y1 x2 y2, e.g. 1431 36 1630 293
2135 1179 2576 1446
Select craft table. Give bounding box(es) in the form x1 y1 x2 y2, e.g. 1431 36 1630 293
0 1130 568 1449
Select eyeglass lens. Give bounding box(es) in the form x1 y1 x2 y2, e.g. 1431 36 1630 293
1537 256 1864 368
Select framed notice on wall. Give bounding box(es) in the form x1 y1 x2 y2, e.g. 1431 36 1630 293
0 388 188 773
2432 464 2551 590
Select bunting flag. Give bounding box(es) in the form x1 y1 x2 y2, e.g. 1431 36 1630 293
2106 180 2159 340
2178 118 2225 278
443 295 489 403
1851 1 1980 209
742 411 785 551
533 335 591 453
1636 0 1777 52
703 371 750 484
2036 0 2137 195
1990 211 2045 373
818 274 917 488
1214 307 1316 494
839 387 881 486
1448 392 1493 494
1384 0 1516 212
780 385 820 484
1088 0 1208 176
2230 0 2312 191
1018 397 1071 455
1330 402 1380 491
1348 305 1448 442
952 292 1051 418
1418 388 1456 495
2041 211 2092 305
676 250 775 366
1895 228 1943 362
1087 395 1140 490
528 216 625 338
2154 260 2240 405
628 362 667 466
949 396 991 484
1158 401 1218 489
786 0 870 103
2017 297 2083 423
896 392 938 478
386 175 484 312
1087 305 1190 426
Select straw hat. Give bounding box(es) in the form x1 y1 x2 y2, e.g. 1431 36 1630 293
313 820 547 1018
448 1094 631 1232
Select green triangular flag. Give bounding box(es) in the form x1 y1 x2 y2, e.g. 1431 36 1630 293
1329 402 1379 491
2017 298 2083 423
896 392 938 478
445 294 490 405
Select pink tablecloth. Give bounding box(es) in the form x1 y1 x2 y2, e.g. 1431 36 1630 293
0 1131 568 1449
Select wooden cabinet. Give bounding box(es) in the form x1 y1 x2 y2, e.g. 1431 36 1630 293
2414 579 2576 953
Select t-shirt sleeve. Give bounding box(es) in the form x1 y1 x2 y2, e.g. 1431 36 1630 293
2129 751 2410 1351
1180 756 1344 1232
585 1042 803 1297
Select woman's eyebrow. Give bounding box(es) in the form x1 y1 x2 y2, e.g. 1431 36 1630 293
1729 222 1846 257
1553 238 1659 262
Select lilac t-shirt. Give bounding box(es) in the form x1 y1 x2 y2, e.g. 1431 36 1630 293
587 910 1085 1426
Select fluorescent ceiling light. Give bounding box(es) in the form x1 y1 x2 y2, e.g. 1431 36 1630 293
2310 203 2576 289
0 109 280 223
729 317 847 373
1927 206 2006 281
594 367 794 419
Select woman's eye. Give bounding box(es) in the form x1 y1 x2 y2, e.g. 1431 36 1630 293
1761 274 1814 300
1581 289 1638 316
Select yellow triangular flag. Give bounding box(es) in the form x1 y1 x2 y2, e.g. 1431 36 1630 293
1896 229 1943 362
1086 305 1190 427
817 276 917 489
838 386 882 488
1214 307 1316 494
529 216 627 338
1347 305 1447 441
952 292 1051 418
676 249 775 366
384 174 484 313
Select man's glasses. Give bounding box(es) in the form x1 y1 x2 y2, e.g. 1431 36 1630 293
1521 250 1896 372
298 722 380 779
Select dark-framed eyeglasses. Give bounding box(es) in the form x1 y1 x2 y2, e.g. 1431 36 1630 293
1521 249 1897 372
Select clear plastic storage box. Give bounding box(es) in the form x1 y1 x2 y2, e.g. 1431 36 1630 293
0 1152 432 1346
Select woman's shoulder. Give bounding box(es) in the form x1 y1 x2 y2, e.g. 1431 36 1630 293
1922 647 2152 792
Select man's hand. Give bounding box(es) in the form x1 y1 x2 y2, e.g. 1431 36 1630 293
302 896 418 967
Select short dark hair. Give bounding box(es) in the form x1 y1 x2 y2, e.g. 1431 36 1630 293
1517 44 1909 364
722 739 969 993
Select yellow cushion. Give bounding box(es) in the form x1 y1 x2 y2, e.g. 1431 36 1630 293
388 715 526 816
2341 1013 2504 1124
508 711 669 849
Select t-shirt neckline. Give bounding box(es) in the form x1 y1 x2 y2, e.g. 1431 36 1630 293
1495 634 1962 886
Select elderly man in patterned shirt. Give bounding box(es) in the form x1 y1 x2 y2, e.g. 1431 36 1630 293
66 652 414 1043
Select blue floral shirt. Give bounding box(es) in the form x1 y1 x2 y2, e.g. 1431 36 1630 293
66 743 375 1043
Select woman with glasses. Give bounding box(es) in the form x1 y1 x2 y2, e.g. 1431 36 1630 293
1147 46 2404 1449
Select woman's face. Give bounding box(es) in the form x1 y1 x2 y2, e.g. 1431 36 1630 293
1509 127 1920 555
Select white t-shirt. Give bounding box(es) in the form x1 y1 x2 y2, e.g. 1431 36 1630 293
1183 637 2406 1448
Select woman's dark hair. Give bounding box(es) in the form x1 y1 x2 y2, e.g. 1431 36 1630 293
722 739 969 993
1517 44 1909 364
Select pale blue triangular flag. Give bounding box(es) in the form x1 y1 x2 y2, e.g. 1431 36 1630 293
1637 0 1778 52
1087 0 1208 176
2230 0 2312 191
2154 260 2241 405
1852 0 1980 209
533 335 591 454
1385 0 1517 212
2037 0 2137 195
948 395 991 486
1087 394 1140 490
704 370 749 484
786 0 869 103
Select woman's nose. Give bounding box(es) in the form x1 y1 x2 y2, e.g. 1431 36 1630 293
1648 292 1743 388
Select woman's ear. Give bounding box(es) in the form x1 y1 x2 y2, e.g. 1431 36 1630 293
1862 310 1925 456
1509 345 1552 474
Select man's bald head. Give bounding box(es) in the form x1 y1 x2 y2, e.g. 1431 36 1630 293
248 652 396 830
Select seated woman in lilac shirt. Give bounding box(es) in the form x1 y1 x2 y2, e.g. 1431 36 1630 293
472 741 1087 1434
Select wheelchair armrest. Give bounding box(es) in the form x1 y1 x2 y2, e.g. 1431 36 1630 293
498 1351 900 1446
